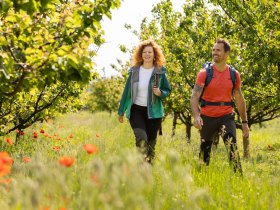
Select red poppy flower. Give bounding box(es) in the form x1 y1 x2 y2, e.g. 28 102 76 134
69 134 73 138
53 146 60 151
0 164 11 177
0 152 13 165
83 144 98 154
91 175 100 184
40 129 45 134
33 131 38 138
59 157 74 167
6 137 13 145
23 157 31 163
0 178 11 184
0 152 13 177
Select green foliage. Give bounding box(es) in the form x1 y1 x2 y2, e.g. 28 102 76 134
85 54 131 114
86 76 125 113
0 0 121 135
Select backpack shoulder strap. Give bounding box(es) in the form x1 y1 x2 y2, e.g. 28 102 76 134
229 65 236 85
229 65 237 96
204 62 213 87
199 62 212 105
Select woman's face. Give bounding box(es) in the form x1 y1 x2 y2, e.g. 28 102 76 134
142 46 155 64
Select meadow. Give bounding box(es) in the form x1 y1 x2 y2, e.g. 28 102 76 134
0 111 279 210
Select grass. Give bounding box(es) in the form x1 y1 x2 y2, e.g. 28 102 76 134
0 111 279 210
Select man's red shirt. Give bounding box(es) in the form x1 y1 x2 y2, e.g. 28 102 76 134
195 65 241 117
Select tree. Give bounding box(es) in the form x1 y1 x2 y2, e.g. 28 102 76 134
209 0 280 126
85 55 131 114
86 75 124 114
208 0 280 156
0 0 121 136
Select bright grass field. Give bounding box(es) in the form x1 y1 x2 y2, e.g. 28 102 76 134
0 111 279 210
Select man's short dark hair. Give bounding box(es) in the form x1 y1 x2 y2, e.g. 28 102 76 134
215 38 231 52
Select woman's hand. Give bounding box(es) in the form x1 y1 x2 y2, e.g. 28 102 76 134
118 115 124 123
153 87 162 96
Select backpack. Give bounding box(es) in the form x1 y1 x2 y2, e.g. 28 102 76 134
200 62 237 107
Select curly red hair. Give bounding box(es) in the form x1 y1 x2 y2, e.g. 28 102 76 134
132 40 165 68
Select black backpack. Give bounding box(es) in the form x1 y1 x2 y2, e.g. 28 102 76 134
200 62 237 107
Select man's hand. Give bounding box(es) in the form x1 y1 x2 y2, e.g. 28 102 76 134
118 115 124 123
242 123 249 138
194 116 203 130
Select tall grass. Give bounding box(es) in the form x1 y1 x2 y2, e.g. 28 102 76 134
0 111 279 210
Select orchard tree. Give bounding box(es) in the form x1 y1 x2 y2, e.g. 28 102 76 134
85 54 131 114
86 75 124 114
0 0 121 136
208 0 280 156
211 0 280 124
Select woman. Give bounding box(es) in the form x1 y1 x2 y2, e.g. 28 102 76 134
118 39 171 163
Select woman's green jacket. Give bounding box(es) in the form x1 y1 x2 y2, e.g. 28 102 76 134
118 65 171 119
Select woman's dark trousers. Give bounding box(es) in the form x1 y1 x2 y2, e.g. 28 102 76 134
129 104 162 163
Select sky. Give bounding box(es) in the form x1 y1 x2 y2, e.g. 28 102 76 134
93 0 185 77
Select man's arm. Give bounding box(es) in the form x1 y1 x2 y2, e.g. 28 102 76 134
234 88 249 138
190 84 204 129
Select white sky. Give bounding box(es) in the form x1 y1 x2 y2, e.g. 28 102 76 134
94 0 185 77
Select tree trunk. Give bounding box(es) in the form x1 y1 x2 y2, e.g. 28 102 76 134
186 123 191 143
172 112 178 137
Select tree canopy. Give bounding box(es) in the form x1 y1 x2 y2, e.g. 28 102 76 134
0 0 121 136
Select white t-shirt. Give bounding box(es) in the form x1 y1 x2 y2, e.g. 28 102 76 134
135 66 154 106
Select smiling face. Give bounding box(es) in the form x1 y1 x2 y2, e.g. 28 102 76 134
212 43 229 63
142 45 155 64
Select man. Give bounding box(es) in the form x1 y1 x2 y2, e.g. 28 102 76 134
190 38 249 173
